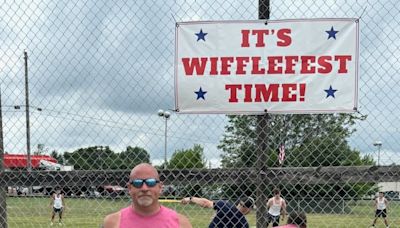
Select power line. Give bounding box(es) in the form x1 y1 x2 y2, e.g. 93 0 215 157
3 106 220 145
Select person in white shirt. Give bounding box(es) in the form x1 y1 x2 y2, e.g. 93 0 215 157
50 188 65 226
371 192 389 228
266 188 287 227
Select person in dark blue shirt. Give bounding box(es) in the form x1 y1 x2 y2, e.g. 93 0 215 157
181 196 254 227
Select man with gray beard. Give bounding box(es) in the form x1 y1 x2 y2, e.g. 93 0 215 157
103 163 192 228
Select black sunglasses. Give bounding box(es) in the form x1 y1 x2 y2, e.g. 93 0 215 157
130 178 160 188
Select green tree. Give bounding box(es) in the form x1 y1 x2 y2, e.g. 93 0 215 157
64 146 115 170
34 144 46 155
218 113 374 199
118 146 150 169
167 144 207 197
63 146 150 170
50 150 62 164
218 115 258 168
167 144 206 169
219 114 371 168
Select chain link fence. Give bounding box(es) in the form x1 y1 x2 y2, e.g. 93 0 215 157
0 0 399 227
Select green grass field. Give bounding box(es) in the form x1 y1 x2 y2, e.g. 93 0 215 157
6 196 400 227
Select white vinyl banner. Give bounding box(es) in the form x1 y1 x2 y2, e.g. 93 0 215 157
175 19 359 114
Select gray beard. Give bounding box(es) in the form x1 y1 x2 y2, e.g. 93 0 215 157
137 196 153 207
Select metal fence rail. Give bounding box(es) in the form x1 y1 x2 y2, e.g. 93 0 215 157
1 0 399 227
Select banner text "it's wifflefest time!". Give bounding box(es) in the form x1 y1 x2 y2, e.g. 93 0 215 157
175 19 359 114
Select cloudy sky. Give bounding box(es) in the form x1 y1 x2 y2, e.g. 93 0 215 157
0 0 399 167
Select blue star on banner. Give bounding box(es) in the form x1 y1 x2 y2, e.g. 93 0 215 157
195 29 208 41
326 26 339 40
195 87 207 100
324 85 338 98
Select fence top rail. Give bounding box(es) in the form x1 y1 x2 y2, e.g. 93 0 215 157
2 165 400 186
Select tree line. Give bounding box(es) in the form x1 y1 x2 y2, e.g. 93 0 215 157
217 113 376 201
50 113 375 201
51 144 206 170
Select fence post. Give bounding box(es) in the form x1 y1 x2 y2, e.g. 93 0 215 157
255 1 270 227
0 86 8 228
255 113 269 227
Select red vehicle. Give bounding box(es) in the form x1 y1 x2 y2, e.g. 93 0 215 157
3 154 58 170
98 185 127 197
3 154 123 197
3 154 59 195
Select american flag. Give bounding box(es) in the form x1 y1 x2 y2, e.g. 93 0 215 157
278 144 285 165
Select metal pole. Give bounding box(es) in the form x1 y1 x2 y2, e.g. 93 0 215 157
24 50 32 171
0 86 8 228
164 117 168 169
378 145 381 166
255 114 269 227
373 141 382 166
256 1 270 227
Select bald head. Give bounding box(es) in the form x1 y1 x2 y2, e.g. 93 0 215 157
128 163 162 212
130 163 160 179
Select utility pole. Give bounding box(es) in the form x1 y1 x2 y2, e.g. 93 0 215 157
24 50 32 171
0 86 8 228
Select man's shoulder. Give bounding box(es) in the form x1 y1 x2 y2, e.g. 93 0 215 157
213 200 235 211
215 200 233 207
104 211 120 220
214 199 228 204
275 224 298 228
103 211 121 228
161 205 181 214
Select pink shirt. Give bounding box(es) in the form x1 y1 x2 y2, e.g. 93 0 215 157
119 205 180 228
276 225 298 228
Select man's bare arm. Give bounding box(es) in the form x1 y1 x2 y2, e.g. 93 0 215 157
178 213 193 228
181 197 214 208
281 199 287 218
50 194 54 207
62 194 65 208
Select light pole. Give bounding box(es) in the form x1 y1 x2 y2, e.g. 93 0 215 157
373 141 382 166
158 109 170 169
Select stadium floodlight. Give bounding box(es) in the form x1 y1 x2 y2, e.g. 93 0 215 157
373 141 382 147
